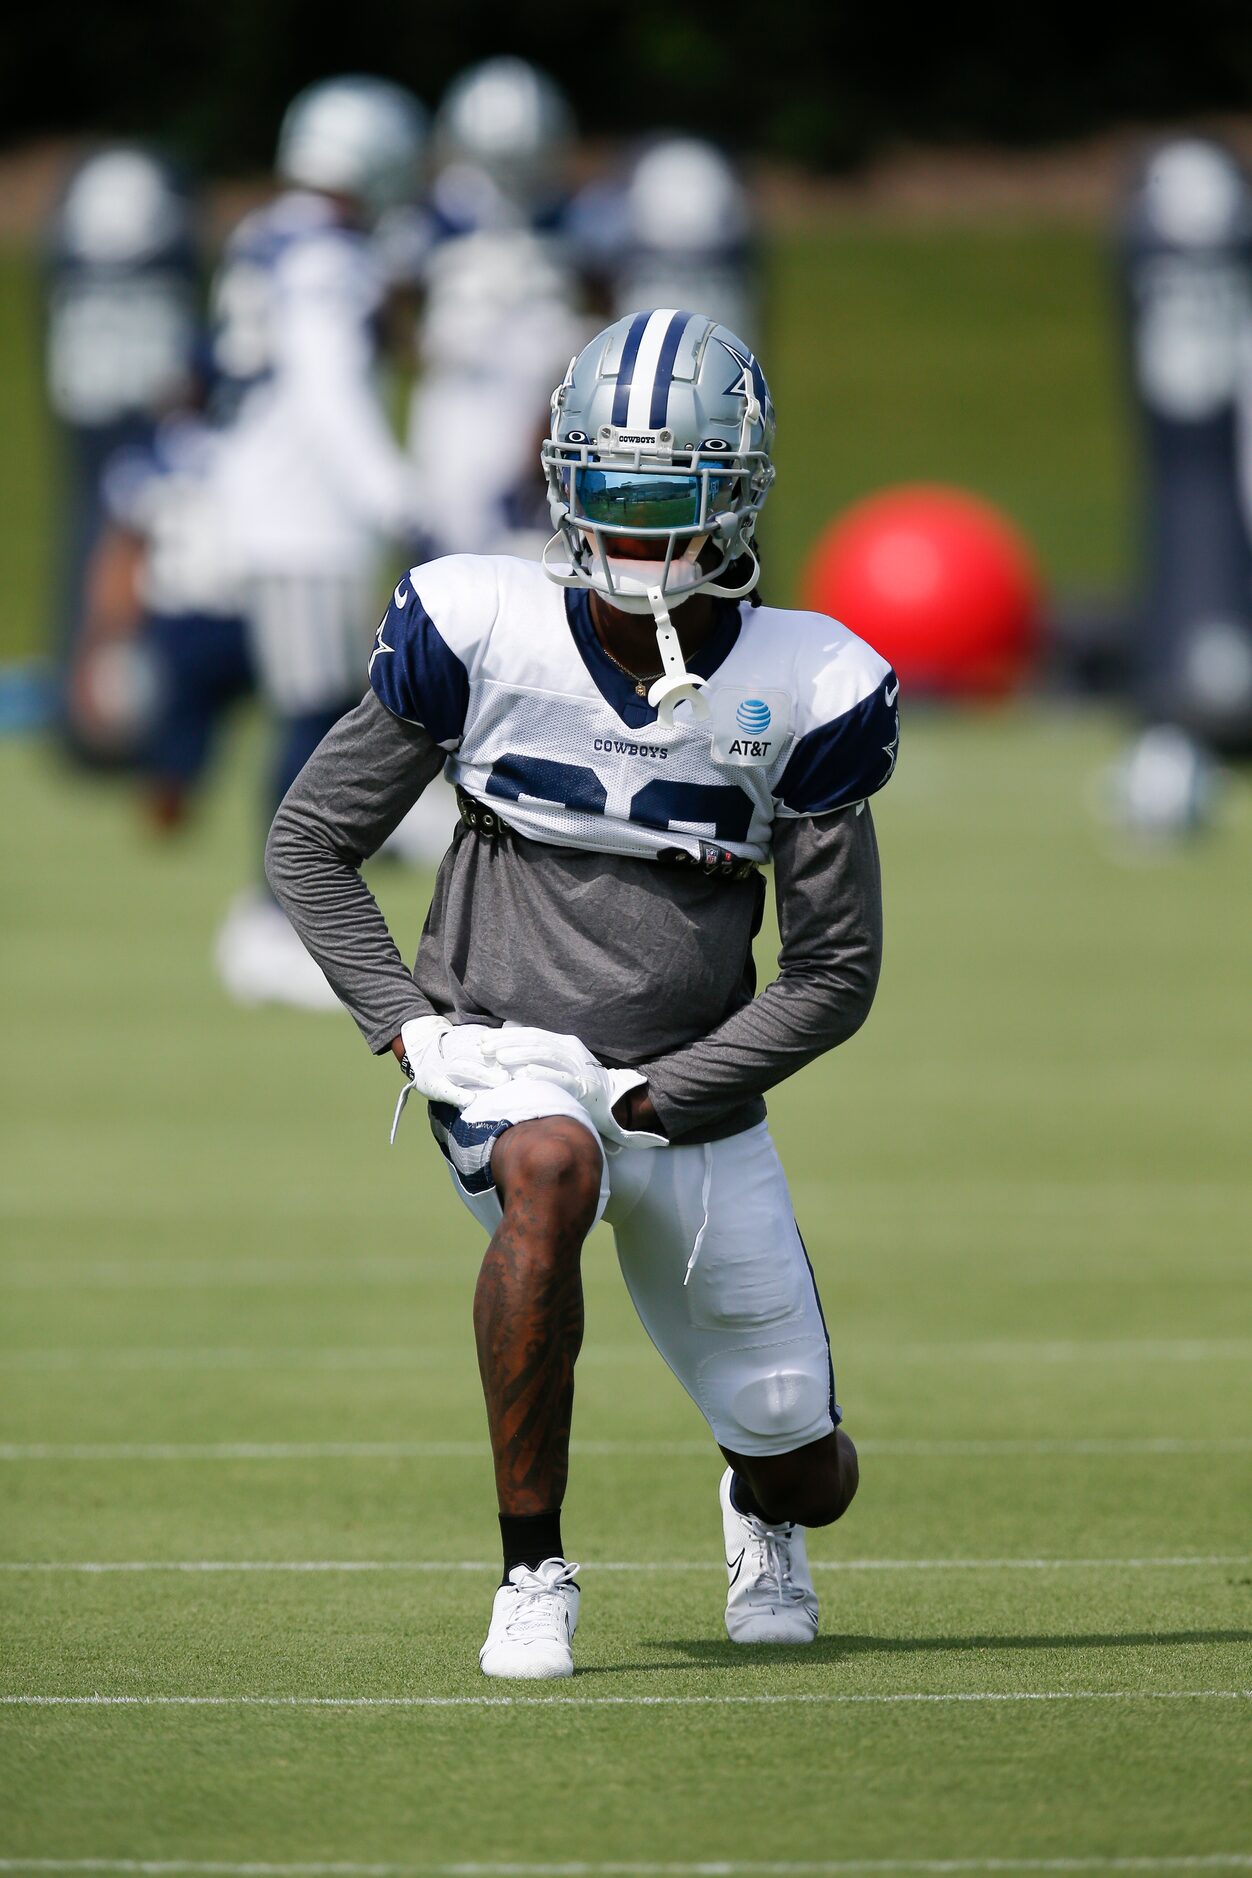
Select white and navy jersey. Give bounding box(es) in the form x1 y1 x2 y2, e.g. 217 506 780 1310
101 415 238 620
211 192 381 392
368 555 898 863
45 265 197 430
213 192 419 575
408 228 589 557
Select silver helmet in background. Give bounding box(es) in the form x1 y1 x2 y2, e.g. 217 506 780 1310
432 57 573 226
276 76 428 219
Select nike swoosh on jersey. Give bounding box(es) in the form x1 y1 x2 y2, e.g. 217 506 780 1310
885 680 899 705
394 582 409 608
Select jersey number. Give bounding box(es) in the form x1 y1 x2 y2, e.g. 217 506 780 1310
486 754 753 842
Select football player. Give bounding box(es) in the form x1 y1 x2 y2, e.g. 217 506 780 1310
572 136 760 349
43 145 200 757
408 58 588 561
1112 138 1252 835
266 310 899 1677
211 75 430 1003
69 370 250 827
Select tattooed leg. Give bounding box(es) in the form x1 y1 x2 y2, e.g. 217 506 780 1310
473 1117 604 1515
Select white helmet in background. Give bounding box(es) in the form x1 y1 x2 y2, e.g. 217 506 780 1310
56 147 192 265
276 76 427 218
434 57 573 212
625 138 750 254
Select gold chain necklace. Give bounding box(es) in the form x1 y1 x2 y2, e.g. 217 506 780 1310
596 637 663 698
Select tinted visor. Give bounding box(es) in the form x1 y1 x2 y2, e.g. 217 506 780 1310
574 468 735 532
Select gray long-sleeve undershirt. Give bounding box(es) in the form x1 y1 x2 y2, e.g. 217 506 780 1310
265 690 883 1145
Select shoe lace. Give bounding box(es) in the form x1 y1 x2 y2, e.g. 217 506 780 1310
503 1558 580 1639
745 1521 806 1604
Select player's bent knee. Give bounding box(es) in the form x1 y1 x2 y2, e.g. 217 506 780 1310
746 1431 857 1529
796 1433 858 1527
493 1117 603 1232
720 1359 831 1453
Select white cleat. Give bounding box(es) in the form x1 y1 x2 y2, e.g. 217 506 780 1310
214 890 342 1013
479 1557 580 1680
719 1467 818 1645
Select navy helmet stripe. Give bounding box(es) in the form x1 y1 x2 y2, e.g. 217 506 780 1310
648 309 695 429
611 312 651 427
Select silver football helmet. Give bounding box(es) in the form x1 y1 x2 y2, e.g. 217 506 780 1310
625 139 751 255
56 147 192 265
276 77 427 219
434 58 573 215
542 309 775 720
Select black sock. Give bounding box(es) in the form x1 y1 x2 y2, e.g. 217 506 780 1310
729 1471 769 1522
499 1509 564 1585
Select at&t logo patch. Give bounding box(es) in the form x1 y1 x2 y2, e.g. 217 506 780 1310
709 688 792 767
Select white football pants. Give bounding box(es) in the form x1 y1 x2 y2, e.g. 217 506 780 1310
243 573 375 716
429 1077 838 1459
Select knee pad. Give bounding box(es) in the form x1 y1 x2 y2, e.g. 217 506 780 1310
696 1334 836 1458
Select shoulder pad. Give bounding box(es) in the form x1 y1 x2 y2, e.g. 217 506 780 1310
769 609 900 816
367 556 502 745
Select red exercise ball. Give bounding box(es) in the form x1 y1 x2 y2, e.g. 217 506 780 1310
800 485 1043 698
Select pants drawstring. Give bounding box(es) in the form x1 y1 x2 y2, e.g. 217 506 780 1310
683 1142 715 1287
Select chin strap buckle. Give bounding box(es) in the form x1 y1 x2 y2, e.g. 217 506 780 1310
646 585 710 724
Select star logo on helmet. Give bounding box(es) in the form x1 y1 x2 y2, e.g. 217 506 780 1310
718 339 767 409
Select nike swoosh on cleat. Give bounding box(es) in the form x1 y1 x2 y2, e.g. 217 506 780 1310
726 1548 746 1586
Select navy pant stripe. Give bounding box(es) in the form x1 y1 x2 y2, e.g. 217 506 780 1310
794 1220 838 1426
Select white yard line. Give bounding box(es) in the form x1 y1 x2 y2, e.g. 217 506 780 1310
1 1690 1248 1711
2 1339 1250 1371
0 1438 1246 1462
1 1556 1247 1575
1 1861 1250 1877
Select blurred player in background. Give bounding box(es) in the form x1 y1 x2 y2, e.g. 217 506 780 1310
268 309 898 1678
408 57 589 560
69 359 249 828
572 136 759 349
1113 137 1252 836
210 74 429 1006
43 145 200 757
397 57 591 865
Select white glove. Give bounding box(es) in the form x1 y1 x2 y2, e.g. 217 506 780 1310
390 1015 507 1142
483 1024 667 1149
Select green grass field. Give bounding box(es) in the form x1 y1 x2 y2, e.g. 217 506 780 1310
1 702 1249 1870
